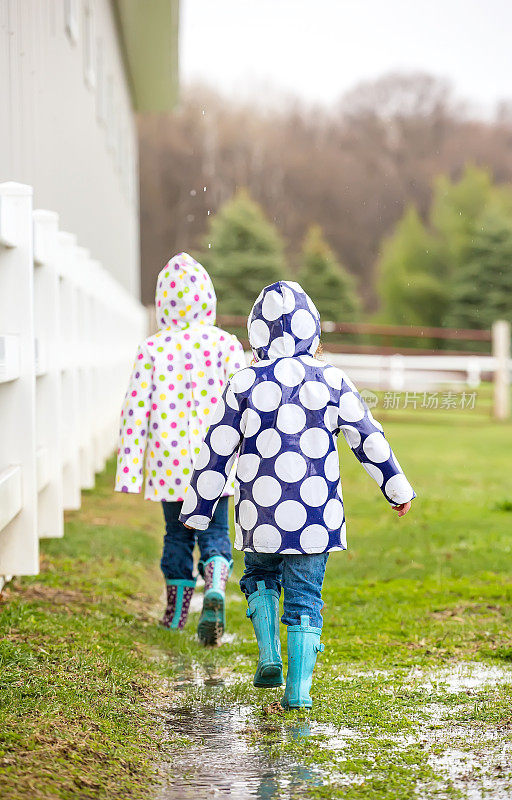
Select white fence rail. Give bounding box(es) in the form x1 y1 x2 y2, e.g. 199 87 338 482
324 352 507 391
0 182 146 582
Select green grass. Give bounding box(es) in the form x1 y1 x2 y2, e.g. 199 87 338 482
1 411 512 798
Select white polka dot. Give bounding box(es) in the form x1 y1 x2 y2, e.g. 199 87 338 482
337 482 344 501
252 524 282 552
385 474 414 504
262 290 284 321
184 514 210 529
252 475 282 506
268 332 296 358
300 525 329 553
362 462 384 485
324 367 343 390
368 410 384 432
232 368 256 393
341 373 357 391
273 358 305 387
310 335 320 354
234 523 243 549
291 309 317 339
256 428 282 458
236 453 261 482
324 405 339 431
339 391 365 422
323 498 344 529
339 521 347 548
299 381 331 410
225 386 239 410
194 444 211 470
300 428 330 459
300 476 328 506
275 451 307 482
252 381 282 412
281 284 296 313
341 425 361 449
362 432 391 463
300 355 322 367
275 500 307 531
276 404 306 434
210 425 240 456
234 480 240 503
280 548 302 554
306 292 318 314
181 486 197 515
283 280 302 293
197 470 225 500
239 498 258 530
249 319 270 348
324 450 340 481
241 407 261 438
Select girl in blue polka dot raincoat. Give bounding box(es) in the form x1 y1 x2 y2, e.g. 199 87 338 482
180 280 415 708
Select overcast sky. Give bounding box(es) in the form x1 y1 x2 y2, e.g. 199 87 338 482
181 0 512 113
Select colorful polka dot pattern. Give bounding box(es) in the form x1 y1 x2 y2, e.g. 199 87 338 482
180 281 415 554
115 253 246 501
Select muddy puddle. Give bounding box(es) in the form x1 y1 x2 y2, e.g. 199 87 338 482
157 661 328 800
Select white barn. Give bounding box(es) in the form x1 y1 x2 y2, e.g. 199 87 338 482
0 0 179 583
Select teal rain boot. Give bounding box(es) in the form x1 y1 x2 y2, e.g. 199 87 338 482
197 556 232 646
246 580 283 687
160 578 196 630
281 615 325 709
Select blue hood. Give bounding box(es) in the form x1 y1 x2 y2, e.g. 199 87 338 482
248 281 321 361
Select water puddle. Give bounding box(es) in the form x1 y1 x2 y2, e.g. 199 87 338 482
158 703 324 799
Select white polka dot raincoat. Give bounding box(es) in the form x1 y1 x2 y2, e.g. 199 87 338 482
179 280 415 553
115 253 245 501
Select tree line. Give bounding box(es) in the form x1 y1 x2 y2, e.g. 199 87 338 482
139 72 512 330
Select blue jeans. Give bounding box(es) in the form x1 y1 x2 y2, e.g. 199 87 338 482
160 497 232 581
240 552 329 628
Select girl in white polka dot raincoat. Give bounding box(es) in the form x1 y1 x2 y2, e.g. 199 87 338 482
115 253 245 644
180 280 415 707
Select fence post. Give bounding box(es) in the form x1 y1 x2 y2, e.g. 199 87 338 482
33 209 64 539
492 320 511 421
0 182 38 577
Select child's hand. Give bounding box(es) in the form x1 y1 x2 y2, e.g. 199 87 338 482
393 501 412 517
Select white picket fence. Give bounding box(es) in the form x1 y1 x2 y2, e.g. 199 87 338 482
0 182 147 583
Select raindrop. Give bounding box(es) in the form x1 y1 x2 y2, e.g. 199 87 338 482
190 189 196 197
207 210 211 216
203 186 207 192
208 243 212 249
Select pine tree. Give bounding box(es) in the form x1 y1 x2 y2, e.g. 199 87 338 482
447 207 512 330
377 206 446 326
198 189 287 316
297 225 360 321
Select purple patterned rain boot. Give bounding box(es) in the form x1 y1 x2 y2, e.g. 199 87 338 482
197 556 232 646
160 578 196 630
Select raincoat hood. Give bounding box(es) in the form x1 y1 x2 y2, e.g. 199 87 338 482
248 280 321 361
155 252 216 331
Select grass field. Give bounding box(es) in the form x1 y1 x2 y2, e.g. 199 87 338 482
1 402 512 799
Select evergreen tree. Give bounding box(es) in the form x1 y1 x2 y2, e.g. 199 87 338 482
298 225 360 321
198 189 287 316
377 206 446 326
447 207 512 330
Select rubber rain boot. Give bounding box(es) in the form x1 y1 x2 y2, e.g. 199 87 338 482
197 555 231 646
246 580 283 687
281 615 324 709
160 578 196 630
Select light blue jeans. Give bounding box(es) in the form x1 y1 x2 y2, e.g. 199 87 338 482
240 552 329 628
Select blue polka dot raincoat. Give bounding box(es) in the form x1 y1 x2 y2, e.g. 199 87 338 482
179 281 415 554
